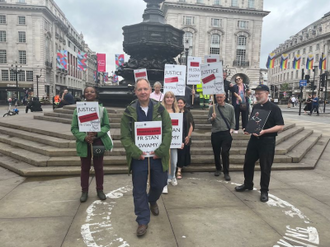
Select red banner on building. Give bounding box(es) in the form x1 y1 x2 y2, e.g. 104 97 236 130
97 53 106 72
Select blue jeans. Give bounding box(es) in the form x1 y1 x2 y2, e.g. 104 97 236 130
131 158 167 225
168 149 178 179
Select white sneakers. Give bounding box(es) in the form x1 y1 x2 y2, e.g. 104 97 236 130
162 177 178 194
171 178 178 186
162 185 168 194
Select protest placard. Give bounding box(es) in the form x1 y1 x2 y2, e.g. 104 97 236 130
201 62 224 95
164 64 186 96
169 113 183 148
204 55 220 64
77 102 101 132
135 121 162 157
134 68 148 82
187 56 201 85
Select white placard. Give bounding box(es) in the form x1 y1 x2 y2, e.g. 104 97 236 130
134 121 162 157
204 55 220 64
77 102 101 132
169 113 183 149
201 62 224 95
187 56 201 85
164 64 186 96
134 68 148 82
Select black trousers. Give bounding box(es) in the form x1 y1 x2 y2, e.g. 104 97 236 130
310 105 319 115
234 105 248 131
243 136 275 192
211 130 232 174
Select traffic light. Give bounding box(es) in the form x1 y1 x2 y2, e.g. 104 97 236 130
320 73 326 87
305 74 310 84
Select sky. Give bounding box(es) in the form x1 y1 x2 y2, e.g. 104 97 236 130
55 0 330 72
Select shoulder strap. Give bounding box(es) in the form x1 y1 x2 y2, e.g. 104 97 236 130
217 105 231 130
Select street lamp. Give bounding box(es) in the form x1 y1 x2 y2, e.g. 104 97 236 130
184 39 189 66
312 65 318 96
36 69 42 99
10 61 23 106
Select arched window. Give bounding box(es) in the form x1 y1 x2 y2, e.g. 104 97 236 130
210 34 220 54
236 35 247 66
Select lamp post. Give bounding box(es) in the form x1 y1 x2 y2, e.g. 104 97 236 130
312 65 318 97
36 69 42 99
184 39 191 103
10 62 23 106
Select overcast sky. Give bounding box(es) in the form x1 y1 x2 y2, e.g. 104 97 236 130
55 0 330 72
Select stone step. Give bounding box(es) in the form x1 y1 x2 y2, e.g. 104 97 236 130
275 129 313 154
0 125 76 148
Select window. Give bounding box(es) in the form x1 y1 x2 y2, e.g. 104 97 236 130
196 0 203 3
0 50 6 63
19 71 25 81
231 0 238 7
0 15 6 24
1 70 8 81
309 46 313 52
211 18 221 27
210 34 220 54
183 16 195 25
0 31 6 42
296 70 298 79
18 31 26 42
316 54 319 62
302 57 305 65
236 35 246 66
248 0 254 8
238 21 248 29
26 71 33 81
303 48 306 54
214 0 220 4
19 50 26 64
10 70 16 81
238 36 247 46
68 40 71 47
297 50 300 55
18 16 25 25
316 43 320 50
183 32 193 57
18 0 25 3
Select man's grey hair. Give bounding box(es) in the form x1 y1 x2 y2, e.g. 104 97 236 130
135 78 151 90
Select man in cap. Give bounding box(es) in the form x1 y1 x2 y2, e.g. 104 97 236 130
235 84 284 202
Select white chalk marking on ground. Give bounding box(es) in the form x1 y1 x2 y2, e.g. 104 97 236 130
81 186 132 247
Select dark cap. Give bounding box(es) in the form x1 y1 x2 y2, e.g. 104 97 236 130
253 84 269 92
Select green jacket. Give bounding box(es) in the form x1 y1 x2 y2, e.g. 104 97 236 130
120 99 172 172
71 104 113 157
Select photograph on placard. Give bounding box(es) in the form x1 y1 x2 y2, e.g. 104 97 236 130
164 64 186 96
201 62 224 95
76 101 101 132
187 56 202 85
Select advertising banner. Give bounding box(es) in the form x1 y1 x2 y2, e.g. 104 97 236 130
135 121 162 157
201 62 224 95
164 64 186 96
57 50 68 70
77 102 100 132
169 113 183 149
187 56 201 85
97 53 106 72
77 52 87 71
115 54 125 70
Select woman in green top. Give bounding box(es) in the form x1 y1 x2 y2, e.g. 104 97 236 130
71 87 113 202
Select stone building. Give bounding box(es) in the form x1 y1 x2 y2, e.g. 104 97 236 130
161 0 269 87
0 0 96 104
268 12 330 101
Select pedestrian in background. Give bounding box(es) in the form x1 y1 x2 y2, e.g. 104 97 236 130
177 97 195 179
304 95 312 114
150 81 164 102
235 85 284 202
208 93 235 181
120 79 172 237
71 86 113 203
309 93 319 116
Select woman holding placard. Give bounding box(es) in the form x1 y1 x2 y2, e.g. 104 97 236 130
177 98 195 179
71 86 113 203
162 91 179 193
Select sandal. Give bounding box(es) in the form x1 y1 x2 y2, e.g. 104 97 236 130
177 171 182 179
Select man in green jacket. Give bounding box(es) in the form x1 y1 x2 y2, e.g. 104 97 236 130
121 79 172 237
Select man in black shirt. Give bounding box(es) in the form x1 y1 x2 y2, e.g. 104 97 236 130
235 85 284 202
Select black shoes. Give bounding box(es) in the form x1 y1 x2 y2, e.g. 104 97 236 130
224 174 231 181
80 192 88 202
260 191 268 202
235 184 253 192
97 190 106 200
137 224 148 237
214 170 221 176
150 202 159 216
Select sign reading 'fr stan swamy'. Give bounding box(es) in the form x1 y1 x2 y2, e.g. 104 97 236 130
201 62 224 95
163 64 186 96
134 121 162 158
187 56 201 85
169 113 183 149
77 102 101 132
134 68 148 82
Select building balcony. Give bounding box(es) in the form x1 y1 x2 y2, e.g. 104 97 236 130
233 60 249 67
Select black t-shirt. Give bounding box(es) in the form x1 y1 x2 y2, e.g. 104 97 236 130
252 100 284 137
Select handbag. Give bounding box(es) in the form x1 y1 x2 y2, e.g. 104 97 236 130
92 145 105 157
239 102 247 111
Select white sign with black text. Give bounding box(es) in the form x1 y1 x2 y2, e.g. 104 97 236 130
163 64 186 96
133 68 148 82
169 113 183 149
204 54 220 64
187 56 201 85
77 101 101 132
201 62 224 95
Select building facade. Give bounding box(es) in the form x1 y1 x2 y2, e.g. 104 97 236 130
0 0 97 104
268 12 330 101
161 0 269 87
